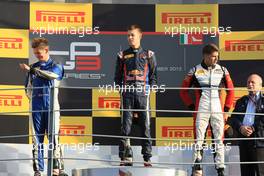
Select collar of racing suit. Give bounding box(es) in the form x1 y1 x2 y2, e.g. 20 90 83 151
201 60 216 70
129 46 143 53
36 57 52 67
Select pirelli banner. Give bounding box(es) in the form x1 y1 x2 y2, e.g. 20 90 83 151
156 4 218 33
29 116 92 144
0 85 29 115
60 116 92 144
156 117 212 146
0 29 29 59
92 89 156 117
30 2 93 32
220 31 264 60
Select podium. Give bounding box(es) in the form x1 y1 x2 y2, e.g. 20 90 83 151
72 166 187 176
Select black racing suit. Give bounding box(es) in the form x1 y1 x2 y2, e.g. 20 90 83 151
114 47 157 161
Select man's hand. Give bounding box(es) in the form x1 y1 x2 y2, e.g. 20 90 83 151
240 125 254 137
19 63 30 71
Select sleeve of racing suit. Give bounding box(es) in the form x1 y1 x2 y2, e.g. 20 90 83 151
114 52 123 87
179 67 195 108
30 64 63 80
223 67 235 111
148 50 157 86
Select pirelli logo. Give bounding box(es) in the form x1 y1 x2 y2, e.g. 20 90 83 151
98 97 120 109
162 126 212 138
0 95 22 107
161 12 211 24
0 38 23 50
58 117 92 144
225 40 264 52
92 90 121 117
162 126 193 138
60 125 85 135
36 10 85 23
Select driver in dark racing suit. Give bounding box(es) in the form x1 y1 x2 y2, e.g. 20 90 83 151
114 25 157 167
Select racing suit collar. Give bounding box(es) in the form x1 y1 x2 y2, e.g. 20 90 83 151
201 60 216 70
130 46 143 53
38 57 52 66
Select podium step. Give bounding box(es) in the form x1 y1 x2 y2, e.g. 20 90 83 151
72 166 187 176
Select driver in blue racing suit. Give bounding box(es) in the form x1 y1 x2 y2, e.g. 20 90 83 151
20 38 67 176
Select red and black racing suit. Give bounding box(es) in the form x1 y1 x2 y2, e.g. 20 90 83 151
180 61 234 169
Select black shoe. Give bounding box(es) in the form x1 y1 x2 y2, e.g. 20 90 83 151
217 168 225 176
59 170 69 176
121 145 133 166
143 159 152 167
34 171 41 176
191 168 203 176
120 157 133 166
191 159 203 176
193 158 202 170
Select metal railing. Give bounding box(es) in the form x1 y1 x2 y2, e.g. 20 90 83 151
0 85 263 175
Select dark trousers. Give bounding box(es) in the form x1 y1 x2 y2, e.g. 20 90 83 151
256 148 264 176
239 145 264 176
119 95 152 160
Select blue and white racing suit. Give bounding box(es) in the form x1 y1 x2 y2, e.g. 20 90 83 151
25 58 64 172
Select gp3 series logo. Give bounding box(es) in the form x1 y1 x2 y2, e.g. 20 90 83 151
50 42 105 80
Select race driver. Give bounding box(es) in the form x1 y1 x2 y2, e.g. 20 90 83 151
114 24 157 167
19 38 67 176
180 43 234 176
